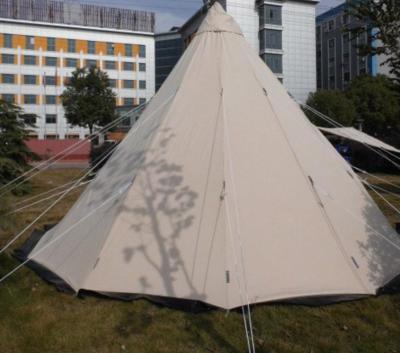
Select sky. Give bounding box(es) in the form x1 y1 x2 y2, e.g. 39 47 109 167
82 0 345 33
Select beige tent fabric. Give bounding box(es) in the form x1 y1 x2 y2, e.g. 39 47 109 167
28 3 400 309
319 127 400 154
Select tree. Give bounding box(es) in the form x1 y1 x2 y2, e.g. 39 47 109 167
61 67 117 135
305 90 357 127
346 74 400 137
0 99 36 190
346 0 400 83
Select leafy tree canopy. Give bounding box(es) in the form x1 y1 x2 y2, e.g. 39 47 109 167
61 67 117 134
0 99 36 191
346 0 400 84
305 90 358 127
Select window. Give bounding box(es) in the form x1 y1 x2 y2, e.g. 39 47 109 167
85 59 97 68
344 72 350 82
2 74 15 84
65 58 78 68
24 55 36 65
261 5 282 26
329 39 335 48
3 34 12 48
88 41 96 54
342 14 349 25
44 76 56 86
47 37 55 51
107 42 114 55
24 95 37 104
45 95 57 104
2 94 14 103
45 114 57 124
260 29 282 50
26 36 34 50
123 80 135 89
139 63 146 72
105 61 116 70
45 56 57 67
123 98 134 106
24 114 37 125
125 44 132 56
109 79 117 88
64 77 71 86
68 39 76 52
139 80 146 89
123 62 135 71
24 75 36 85
139 98 146 105
2 54 14 64
263 54 283 74
139 45 146 58
328 20 335 31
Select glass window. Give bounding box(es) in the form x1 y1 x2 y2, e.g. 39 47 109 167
260 29 282 50
2 94 14 103
329 20 335 31
2 54 14 64
45 114 57 124
24 95 37 104
2 74 15 84
68 39 76 52
4 34 12 48
125 44 132 57
24 75 36 85
123 98 134 106
24 114 37 125
262 5 282 26
45 95 57 104
109 79 117 88
107 42 114 55
85 59 97 68
123 62 135 71
123 80 135 89
47 37 56 51
139 63 146 72
65 58 78 68
44 76 56 85
45 56 57 67
88 41 96 54
64 77 71 86
139 80 146 90
24 55 36 65
26 36 34 50
139 98 146 105
139 45 146 58
105 61 116 70
263 53 283 74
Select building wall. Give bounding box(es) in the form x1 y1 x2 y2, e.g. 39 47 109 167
0 20 155 140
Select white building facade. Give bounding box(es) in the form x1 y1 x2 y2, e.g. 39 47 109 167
0 1 155 140
222 0 318 102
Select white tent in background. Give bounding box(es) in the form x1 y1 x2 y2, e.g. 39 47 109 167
22 3 400 310
319 127 400 154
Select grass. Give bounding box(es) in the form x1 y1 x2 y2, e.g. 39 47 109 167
0 170 400 353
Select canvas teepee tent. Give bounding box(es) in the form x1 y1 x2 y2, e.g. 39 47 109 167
21 3 400 309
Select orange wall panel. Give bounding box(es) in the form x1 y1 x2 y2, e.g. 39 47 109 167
114 43 125 56
56 38 67 52
34 37 46 50
76 40 87 54
96 42 106 55
0 34 3 48
13 35 25 48
132 44 139 57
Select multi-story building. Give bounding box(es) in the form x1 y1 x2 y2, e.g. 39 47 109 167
0 0 155 140
316 2 391 91
155 0 318 102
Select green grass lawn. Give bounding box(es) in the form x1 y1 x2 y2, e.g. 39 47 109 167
0 170 400 353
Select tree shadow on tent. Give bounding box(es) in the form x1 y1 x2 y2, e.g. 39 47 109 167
117 127 208 303
357 193 400 293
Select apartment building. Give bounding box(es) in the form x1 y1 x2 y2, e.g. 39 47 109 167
0 0 155 140
156 0 318 102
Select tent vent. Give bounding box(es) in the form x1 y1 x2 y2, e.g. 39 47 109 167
351 256 360 269
226 270 230 284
